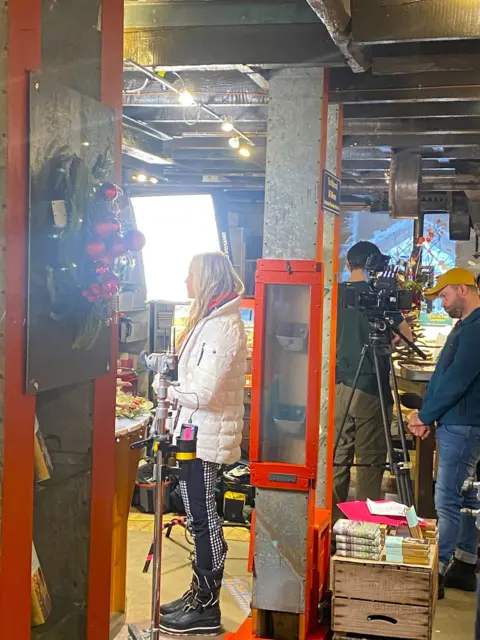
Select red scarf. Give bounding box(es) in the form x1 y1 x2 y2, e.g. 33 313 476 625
207 292 238 315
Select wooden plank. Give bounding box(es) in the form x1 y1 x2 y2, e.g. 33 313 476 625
332 597 431 639
332 557 432 606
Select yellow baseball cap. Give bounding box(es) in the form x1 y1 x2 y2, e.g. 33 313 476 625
424 267 477 299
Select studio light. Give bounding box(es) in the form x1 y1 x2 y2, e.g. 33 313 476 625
239 146 251 158
221 119 234 133
178 90 196 107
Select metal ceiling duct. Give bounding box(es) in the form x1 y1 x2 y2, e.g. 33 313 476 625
123 69 268 108
389 151 422 219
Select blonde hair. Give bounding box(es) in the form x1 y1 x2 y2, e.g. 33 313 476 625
177 252 244 348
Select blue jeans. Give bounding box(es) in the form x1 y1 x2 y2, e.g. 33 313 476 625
435 424 480 574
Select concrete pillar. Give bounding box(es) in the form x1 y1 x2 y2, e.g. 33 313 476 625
254 67 341 627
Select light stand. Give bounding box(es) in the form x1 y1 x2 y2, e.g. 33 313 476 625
128 351 197 640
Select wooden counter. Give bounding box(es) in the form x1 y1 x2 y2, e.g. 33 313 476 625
111 414 150 614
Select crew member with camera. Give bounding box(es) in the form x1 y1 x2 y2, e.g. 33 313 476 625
408 268 480 599
333 241 413 520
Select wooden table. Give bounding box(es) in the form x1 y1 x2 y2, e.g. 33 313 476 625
111 414 150 614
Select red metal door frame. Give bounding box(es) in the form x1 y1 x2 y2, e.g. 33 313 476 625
0 1 124 637
87 1 124 638
0 1 41 636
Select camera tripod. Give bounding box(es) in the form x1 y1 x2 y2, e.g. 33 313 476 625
333 315 427 507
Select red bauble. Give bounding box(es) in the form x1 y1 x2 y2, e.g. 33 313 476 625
101 183 119 202
108 235 128 257
93 220 117 238
86 239 106 259
124 229 146 252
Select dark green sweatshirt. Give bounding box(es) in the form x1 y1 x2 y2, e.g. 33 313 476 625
419 307 480 426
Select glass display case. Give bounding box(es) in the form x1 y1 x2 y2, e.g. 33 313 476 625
250 260 324 485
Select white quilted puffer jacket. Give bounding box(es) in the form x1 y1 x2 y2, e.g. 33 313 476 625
166 297 247 465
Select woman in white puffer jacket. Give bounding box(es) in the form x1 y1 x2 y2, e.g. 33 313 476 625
159 252 247 637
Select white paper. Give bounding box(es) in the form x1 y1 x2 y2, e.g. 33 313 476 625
366 499 426 523
367 499 407 517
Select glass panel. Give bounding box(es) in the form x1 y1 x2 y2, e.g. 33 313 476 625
260 284 311 465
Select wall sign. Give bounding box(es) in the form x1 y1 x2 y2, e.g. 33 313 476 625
322 169 341 215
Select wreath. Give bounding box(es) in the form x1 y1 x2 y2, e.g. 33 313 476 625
45 152 145 350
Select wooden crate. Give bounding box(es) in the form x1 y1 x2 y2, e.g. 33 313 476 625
332 544 438 640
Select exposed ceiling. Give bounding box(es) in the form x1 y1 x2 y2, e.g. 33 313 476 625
122 0 480 215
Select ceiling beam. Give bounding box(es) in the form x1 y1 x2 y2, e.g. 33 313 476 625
344 118 480 136
342 160 456 172
164 138 267 150
343 134 480 147
344 102 480 120
304 0 369 72
351 0 480 45
124 0 318 29
157 122 267 137
124 24 346 68
342 180 480 194
372 54 480 76
330 68 480 104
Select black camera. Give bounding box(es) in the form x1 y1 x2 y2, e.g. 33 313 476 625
342 252 415 316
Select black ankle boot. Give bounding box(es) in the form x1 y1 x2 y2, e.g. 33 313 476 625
160 569 198 616
438 574 445 600
160 566 222 636
444 558 477 592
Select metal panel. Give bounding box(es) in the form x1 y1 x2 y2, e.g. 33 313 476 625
352 0 480 45
27 72 116 393
253 488 309 613
264 67 326 259
125 0 318 29
124 24 345 69
317 104 340 508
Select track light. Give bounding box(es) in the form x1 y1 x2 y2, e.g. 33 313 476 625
221 119 234 133
229 137 240 149
149 176 158 184
239 146 251 158
133 173 148 183
178 89 196 107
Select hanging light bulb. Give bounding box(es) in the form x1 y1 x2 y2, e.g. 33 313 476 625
229 137 240 149
221 119 235 133
239 146 251 158
178 89 196 107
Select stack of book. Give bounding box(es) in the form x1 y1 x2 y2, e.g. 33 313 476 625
384 536 431 565
333 519 383 560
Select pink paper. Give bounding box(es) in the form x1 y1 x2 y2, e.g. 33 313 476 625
337 501 427 528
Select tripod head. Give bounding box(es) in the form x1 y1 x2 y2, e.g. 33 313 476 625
365 311 428 361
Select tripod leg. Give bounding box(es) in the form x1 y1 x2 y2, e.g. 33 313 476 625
389 355 410 464
334 344 370 459
372 349 396 470
372 350 415 506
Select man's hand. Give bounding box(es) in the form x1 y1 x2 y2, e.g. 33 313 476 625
408 412 431 440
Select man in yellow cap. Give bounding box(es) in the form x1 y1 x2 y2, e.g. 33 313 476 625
408 267 480 599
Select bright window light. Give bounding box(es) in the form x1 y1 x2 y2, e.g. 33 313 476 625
131 194 220 302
